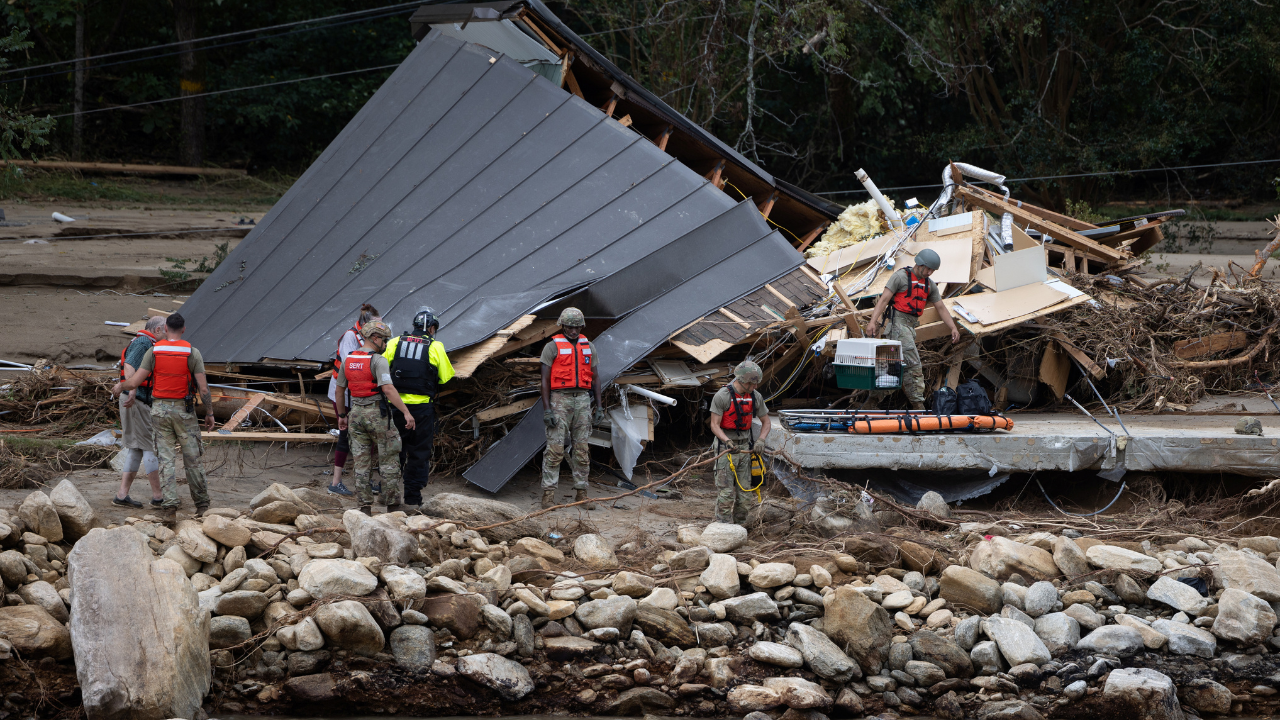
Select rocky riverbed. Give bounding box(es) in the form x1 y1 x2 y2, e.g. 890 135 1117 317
0 480 1278 720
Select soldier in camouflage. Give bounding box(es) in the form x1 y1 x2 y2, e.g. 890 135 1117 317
539 307 607 509
708 361 771 524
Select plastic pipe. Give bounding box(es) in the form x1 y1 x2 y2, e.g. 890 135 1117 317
625 385 677 406
855 169 903 229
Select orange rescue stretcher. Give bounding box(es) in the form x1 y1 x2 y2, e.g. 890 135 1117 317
846 414 1014 434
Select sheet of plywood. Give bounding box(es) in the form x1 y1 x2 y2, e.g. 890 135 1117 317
973 265 996 289
806 231 901 274
672 337 735 364
951 282 1068 325
1011 224 1038 251
993 246 1047 292
903 237 974 285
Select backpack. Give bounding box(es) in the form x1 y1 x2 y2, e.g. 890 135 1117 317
957 380 992 415
931 386 958 415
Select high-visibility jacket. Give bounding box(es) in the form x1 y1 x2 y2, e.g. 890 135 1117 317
891 268 930 317
344 352 380 398
720 389 755 432
389 333 439 398
548 334 593 390
152 340 195 400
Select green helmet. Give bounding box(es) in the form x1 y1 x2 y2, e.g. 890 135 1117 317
734 361 763 383
915 248 941 270
558 307 585 327
1236 417 1263 436
361 320 393 340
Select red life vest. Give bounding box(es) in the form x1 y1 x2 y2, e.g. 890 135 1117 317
120 330 158 387
548 334 593 390
332 324 360 370
891 268 930 317
151 339 195 400
719 388 755 432
344 351 381 398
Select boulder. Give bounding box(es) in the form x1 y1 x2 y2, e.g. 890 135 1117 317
908 631 973 678
67 526 209 719
1102 668 1185 720
18 580 67 623
940 565 1003 614
283 673 339 703
748 641 804 668
49 479 95 540
720 592 781 624
971 640 1005 675
1064 602 1105 632
668 546 712 571
344 510 415 565
1214 550 1280 601
1032 613 1080 656
210 616 252 650
613 572 655 598
389 625 436 670
252 501 305 525
897 540 942 574
969 537 1058 581
298 559 378 599
1179 679 1232 715
917 491 950 518
697 522 748 553
603 686 676 715
176 521 218 564
728 685 783 712
314 600 385 656
381 565 427 601
573 534 618 570
18 491 62 542
250 482 304 509
1022 581 1057 618
1076 625 1144 658
1147 576 1208 616
634 605 696 648
214 590 269 619
1151 619 1216 657
904 660 946 686
1085 545 1161 574
0 605 70 660
456 653 535 701
1115 615 1169 650
700 554 740 599
1115 574 1148 605
421 493 543 542
762 676 832 709
418 592 485 639
784 622 860 682
1051 536 1089 578
638 587 678 611
481 604 512 638
1213 588 1277 645
575 596 637 635
749 562 797 588
202 515 251 547
542 636 600 661
983 617 1051 666
823 585 893 673
975 700 1046 720
512 537 564 563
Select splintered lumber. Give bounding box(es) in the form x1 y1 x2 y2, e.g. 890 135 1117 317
1173 331 1249 359
1048 332 1106 380
475 397 539 422
1248 217 1280 279
956 186 1127 263
218 393 264 434
201 431 334 442
450 315 539 379
1166 323 1279 369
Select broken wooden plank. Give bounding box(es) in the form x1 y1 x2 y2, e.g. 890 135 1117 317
956 186 1126 262
262 393 336 420
201 432 334 442
705 159 726 189
757 191 779 219
1173 331 1250 359
1048 332 1106 380
796 223 825 252
654 125 673 151
475 397 539 422
449 315 538 379
218 393 265 434
718 307 752 329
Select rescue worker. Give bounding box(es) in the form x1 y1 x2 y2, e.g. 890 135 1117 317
708 361 771 524
111 312 214 523
335 320 416 514
539 307 606 509
327 302 380 497
865 248 962 410
383 306 454 509
113 314 166 508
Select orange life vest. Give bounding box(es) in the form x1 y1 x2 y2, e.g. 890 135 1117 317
332 324 360 371
891 268 930 317
151 339 195 400
719 388 755 432
120 330 158 387
344 351 380 398
548 334 593 391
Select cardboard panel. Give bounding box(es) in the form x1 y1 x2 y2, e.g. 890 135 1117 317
950 282 1068 325
903 237 974 285
993 245 1048 292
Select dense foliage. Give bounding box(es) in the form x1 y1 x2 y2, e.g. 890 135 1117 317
1 0 1277 206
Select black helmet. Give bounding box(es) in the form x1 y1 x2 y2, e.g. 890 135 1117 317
412 306 439 334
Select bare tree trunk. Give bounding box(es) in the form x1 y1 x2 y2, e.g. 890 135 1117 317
72 11 84 160
174 0 204 167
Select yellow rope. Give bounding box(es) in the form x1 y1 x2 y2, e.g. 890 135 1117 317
727 449 764 503
721 179 806 244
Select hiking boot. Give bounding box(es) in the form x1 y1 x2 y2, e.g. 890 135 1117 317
541 489 555 509
575 488 592 508
195 503 209 517
359 504 372 516
112 495 143 509
910 401 926 411
328 482 354 497
158 506 178 527
385 503 402 515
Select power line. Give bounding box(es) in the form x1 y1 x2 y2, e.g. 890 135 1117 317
45 64 401 119
2 1 423 76
814 158 1280 196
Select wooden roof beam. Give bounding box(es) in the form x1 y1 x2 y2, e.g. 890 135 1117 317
955 185 1127 263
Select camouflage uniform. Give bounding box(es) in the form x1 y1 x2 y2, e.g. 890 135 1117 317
150 398 209 508
885 312 925 403
713 440 757 524
348 401 402 506
542 390 590 489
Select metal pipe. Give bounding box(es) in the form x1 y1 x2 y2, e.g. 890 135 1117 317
1064 393 1116 437
856 168 903 229
625 385 677 406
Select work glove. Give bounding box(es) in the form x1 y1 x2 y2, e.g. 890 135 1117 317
543 409 559 430
592 406 608 426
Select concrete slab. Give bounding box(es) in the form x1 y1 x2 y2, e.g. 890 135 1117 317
766 413 1280 477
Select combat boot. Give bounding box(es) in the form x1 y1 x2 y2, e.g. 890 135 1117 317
195 503 209 517
575 488 593 508
541 489 555 509
359 504 372 516
386 503 402 515
158 506 178 527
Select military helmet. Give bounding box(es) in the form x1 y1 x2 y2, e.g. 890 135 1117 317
1236 417 1263 436
361 320 393 340
413 306 439 333
734 360 763 384
915 248 942 270
558 307 585 327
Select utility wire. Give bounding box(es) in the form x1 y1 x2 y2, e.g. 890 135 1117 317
45 64 401 119
1 1 423 75
814 158 1280 197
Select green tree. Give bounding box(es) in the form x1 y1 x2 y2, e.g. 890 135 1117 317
0 28 53 163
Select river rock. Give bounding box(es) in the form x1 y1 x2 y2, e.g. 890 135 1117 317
970 537 1058 580
389 625 436 670
639 587 679 610
1179 678 1232 715
250 482 304 509
575 595 637 635
543 636 600 660
698 522 748 552
512 537 564 563
314 600 385 656
1115 614 1169 650
668 546 712 571
908 631 973 678
1103 668 1185 720
573 534 618 570
1214 550 1280 602
1032 613 1080 656
456 652 535 700
252 500 305 525
299 558 378 599
0 605 70 660
49 479 95 540
701 553 740 599
604 687 676 714
1115 573 1147 605
67 526 208 718
210 616 252 649
1213 588 1277 645
971 640 1004 675
720 592 781 624
1151 619 1216 657
917 491 950 518
344 511 415 565
823 585 893 673
634 605 696 648
749 641 804 668
202 514 250 547
420 592 485 639
481 604 512 638
1077 625 1144 658
1022 581 1057 618
422 494 542 542
613 571 655 598
18 580 67 623
173 520 217 564
1147 576 1208 615
728 685 783 711
215 590 269 619
1085 545 1161 574
784 622 860 682
749 562 797 588
940 565 1003 614
18 491 62 542
381 565 427 601
763 676 832 709
1064 602 1105 631
1052 536 1089 578
975 700 1045 720
983 617 1051 666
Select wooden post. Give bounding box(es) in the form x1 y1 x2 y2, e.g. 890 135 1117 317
704 159 726 189
602 95 618 118
796 223 825 252
756 191 779 219
655 125 673 152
